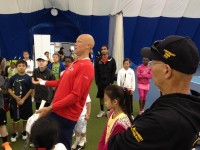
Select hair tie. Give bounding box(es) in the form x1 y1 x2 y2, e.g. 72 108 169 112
38 148 46 150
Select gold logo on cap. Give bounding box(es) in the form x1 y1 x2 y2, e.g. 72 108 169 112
163 49 176 59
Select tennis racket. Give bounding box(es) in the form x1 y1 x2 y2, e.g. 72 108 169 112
13 79 22 120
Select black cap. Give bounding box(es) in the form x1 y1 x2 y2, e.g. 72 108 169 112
141 35 199 74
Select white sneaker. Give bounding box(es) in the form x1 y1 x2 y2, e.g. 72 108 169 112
11 132 19 142
22 134 28 140
71 140 79 150
78 137 87 147
30 143 35 148
22 131 28 140
72 130 75 137
97 111 105 118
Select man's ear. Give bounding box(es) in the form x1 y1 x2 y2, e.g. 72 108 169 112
87 43 92 49
165 64 172 79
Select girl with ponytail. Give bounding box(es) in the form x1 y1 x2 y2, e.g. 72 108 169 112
98 85 132 150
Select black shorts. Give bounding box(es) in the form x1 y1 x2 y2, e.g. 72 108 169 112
10 101 33 122
96 85 108 98
0 108 7 126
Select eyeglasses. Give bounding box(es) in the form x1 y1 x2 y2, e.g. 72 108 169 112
151 40 167 61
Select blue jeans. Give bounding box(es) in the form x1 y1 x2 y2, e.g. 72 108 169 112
49 112 77 149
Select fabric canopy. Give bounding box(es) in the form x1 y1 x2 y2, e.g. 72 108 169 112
0 0 199 65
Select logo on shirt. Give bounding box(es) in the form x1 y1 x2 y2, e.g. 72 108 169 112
131 127 143 142
68 66 74 71
83 76 89 80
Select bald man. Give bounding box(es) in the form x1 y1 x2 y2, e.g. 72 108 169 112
32 34 95 149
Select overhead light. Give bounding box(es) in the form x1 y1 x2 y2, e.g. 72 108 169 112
51 8 58 16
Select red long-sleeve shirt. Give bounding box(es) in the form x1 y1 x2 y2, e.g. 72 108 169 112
45 59 94 121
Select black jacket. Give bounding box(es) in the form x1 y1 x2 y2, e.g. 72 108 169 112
95 56 116 87
109 91 200 150
33 67 55 103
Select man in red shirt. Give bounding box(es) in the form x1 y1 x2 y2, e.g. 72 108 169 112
32 34 95 149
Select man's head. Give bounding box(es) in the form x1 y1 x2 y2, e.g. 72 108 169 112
75 34 95 59
37 54 48 68
141 35 199 74
101 45 109 56
141 35 199 93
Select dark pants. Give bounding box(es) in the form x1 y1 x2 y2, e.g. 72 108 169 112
48 112 77 150
129 94 133 114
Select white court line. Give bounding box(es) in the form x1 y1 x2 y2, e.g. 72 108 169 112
191 76 200 84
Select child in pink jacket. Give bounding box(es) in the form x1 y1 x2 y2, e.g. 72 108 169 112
137 57 152 114
98 85 132 150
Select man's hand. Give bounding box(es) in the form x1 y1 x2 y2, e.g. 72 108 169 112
32 78 43 85
36 106 52 117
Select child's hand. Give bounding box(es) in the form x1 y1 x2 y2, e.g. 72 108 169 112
85 114 90 120
15 96 21 103
18 98 25 105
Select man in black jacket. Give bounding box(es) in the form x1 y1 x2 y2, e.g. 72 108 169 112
95 45 116 118
108 35 200 150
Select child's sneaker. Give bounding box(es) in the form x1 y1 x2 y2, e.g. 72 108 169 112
11 133 19 142
72 130 75 137
97 111 105 118
2 142 12 150
29 143 35 148
21 131 28 140
78 137 87 148
71 140 79 150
